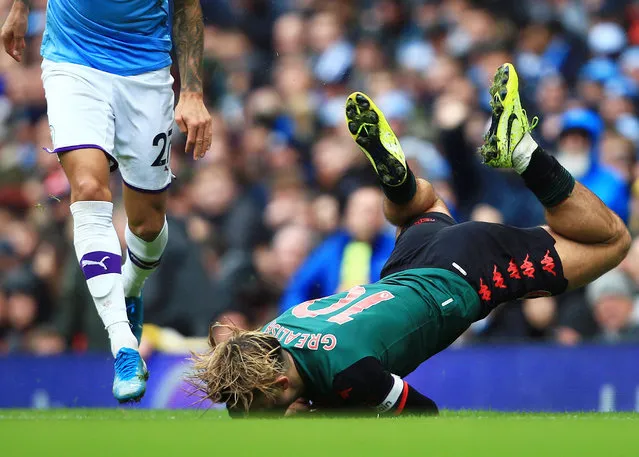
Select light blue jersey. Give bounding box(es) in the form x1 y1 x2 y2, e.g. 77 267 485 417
41 0 172 76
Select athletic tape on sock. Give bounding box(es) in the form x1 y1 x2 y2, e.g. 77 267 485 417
382 168 417 205
522 148 576 207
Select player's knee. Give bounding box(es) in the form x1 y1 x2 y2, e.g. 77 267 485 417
128 216 165 242
614 223 632 261
606 216 632 265
73 177 111 202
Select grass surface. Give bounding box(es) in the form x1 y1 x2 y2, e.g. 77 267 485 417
1 409 638 457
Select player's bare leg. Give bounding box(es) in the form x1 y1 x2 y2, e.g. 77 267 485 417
544 183 630 288
382 179 452 227
60 149 148 402
62 148 112 204
345 92 452 228
481 63 631 290
121 185 169 344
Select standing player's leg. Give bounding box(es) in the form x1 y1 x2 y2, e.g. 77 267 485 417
482 63 631 290
121 187 168 340
345 93 452 228
42 60 146 403
112 67 174 344
122 185 169 342
61 150 141 355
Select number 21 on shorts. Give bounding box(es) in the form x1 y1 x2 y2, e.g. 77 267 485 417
152 128 173 167
292 286 395 324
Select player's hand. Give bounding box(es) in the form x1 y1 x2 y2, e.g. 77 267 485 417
285 398 312 416
174 91 212 161
1 0 29 62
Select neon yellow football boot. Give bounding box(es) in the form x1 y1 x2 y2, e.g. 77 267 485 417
479 63 538 168
345 92 407 186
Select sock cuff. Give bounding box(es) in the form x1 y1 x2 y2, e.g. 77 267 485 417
70 200 113 217
544 166 575 207
522 148 576 208
382 168 417 205
125 218 168 264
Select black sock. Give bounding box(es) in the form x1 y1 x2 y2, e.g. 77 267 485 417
381 167 417 205
521 147 575 208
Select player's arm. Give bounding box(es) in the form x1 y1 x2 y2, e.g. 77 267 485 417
332 357 438 416
172 0 212 160
1 0 30 62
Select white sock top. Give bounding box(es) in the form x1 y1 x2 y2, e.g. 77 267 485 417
512 132 539 174
122 219 168 298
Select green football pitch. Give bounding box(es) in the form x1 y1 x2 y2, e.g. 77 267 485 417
1 409 638 457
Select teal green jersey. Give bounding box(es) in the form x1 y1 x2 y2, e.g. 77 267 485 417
262 268 481 402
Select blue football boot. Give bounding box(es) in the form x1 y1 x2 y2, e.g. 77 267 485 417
113 347 149 403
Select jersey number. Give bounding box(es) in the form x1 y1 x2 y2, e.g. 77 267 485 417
151 129 173 167
292 286 395 325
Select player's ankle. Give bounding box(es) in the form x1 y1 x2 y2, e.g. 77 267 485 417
512 133 538 174
382 167 416 205
108 321 139 357
123 277 144 298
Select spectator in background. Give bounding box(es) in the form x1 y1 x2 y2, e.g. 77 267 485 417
577 57 617 107
599 129 636 183
620 46 639 83
189 164 264 253
586 269 639 344
555 109 630 222
535 72 568 149
212 223 314 342
23 324 65 355
600 76 637 125
401 137 454 215
2 267 52 352
279 186 394 312
309 10 354 92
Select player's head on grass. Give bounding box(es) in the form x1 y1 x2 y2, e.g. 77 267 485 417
189 324 303 416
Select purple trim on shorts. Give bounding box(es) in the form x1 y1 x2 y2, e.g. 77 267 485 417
122 178 171 194
44 144 119 172
80 251 122 280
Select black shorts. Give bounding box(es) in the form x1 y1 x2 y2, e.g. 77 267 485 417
381 212 569 318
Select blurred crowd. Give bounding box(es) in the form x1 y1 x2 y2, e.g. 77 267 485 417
2 0 639 355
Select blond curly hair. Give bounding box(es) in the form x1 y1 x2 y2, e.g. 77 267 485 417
188 324 286 412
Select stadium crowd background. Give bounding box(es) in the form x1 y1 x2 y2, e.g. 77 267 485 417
1 0 639 356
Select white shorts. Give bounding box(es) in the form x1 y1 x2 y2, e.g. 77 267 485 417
41 59 175 192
